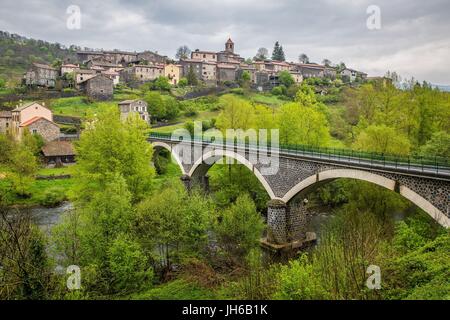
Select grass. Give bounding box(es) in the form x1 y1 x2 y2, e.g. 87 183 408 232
48 90 142 118
127 279 217 300
0 177 74 206
38 166 74 176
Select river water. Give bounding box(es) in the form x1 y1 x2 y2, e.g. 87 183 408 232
30 202 73 233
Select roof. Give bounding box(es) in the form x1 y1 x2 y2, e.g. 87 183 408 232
75 69 96 74
226 38 234 43
0 110 11 118
32 63 57 70
217 64 236 69
13 101 50 112
62 64 79 68
41 141 75 157
78 74 113 84
118 99 145 105
20 116 58 128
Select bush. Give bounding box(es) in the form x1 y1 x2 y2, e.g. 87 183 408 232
40 188 66 207
230 88 244 95
108 234 153 292
178 78 188 87
271 85 286 96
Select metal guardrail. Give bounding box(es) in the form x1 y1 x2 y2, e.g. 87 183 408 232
149 132 450 176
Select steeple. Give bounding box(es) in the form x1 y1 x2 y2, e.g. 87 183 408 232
225 37 234 53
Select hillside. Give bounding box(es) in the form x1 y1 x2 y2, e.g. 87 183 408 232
0 31 77 84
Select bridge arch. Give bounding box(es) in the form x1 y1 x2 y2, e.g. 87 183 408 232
151 141 187 175
282 169 450 228
188 149 277 199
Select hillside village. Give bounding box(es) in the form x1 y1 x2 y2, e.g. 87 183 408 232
0 37 371 164
22 38 368 99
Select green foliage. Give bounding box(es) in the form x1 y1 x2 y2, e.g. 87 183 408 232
271 41 285 61
153 76 171 91
214 194 264 260
274 255 330 300
40 187 65 207
9 142 39 197
135 184 212 268
178 77 188 87
74 107 154 204
129 279 216 300
278 102 330 147
144 91 180 121
187 65 198 86
353 124 411 156
419 131 450 158
108 233 153 292
278 71 295 88
271 85 286 96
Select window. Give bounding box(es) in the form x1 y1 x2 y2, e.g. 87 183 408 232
32 129 37 134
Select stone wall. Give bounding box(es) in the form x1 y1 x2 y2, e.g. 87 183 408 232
25 118 60 142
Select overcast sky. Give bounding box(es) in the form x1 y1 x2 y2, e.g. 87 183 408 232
1 0 450 84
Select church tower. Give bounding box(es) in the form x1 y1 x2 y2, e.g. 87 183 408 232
225 38 234 53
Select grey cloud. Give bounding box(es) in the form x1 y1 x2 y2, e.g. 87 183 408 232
1 0 450 83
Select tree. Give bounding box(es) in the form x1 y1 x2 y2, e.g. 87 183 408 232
74 107 154 204
419 131 450 158
278 70 295 88
272 41 285 61
214 194 264 260
336 62 346 73
144 91 166 120
9 143 38 196
153 76 171 91
322 59 331 67
254 47 268 61
107 233 153 292
299 53 309 64
278 102 331 147
0 205 52 299
186 65 198 86
216 96 255 131
353 125 411 156
178 77 188 87
175 45 191 60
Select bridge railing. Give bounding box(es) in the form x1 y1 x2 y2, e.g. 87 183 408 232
149 132 450 174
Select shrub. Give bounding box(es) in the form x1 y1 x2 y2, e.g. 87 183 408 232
40 188 66 207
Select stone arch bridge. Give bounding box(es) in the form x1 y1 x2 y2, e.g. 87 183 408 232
149 133 450 247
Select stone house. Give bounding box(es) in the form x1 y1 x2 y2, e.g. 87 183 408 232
24 63 58 88
180 59 203 82
20 116 60 142
164 64 182 85
86 60 124 73
0 111 12 134
191 50 217 63
121 64 164 83
118 99 150 124
78 74 114 100
217 64 237 83
289 71 304 84
61 64 79 75
341 68 367 82
74 69 97 86
102 70 120 86
8 102 60 141
137 51 167 64
295 64 325 78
